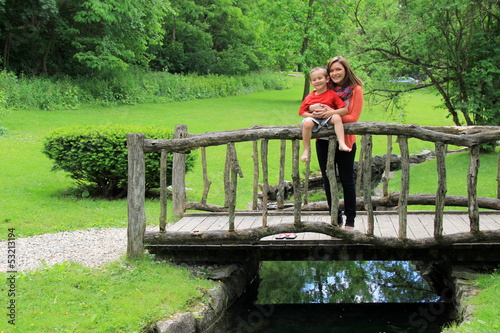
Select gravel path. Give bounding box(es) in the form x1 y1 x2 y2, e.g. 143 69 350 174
1 227 156 272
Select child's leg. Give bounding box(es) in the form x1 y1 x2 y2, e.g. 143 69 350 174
301 118 315 162
329 115 351 152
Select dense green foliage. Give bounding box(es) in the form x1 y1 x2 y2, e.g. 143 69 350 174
349 0 500 127
0 0 170 76
43 125 196 198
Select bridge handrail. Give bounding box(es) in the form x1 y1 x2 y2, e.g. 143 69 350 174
126 122 500 258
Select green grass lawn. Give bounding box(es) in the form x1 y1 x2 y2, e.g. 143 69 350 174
1 74 498 332
445 271 500 332
0 258 216 332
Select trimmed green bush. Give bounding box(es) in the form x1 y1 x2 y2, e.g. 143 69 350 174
43 125 196 198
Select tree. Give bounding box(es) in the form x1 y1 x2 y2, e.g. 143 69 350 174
0 0 59 75
150 0 268 75
73 0 171 73
257 0 346 99
346 0 500 126
0 0 172 76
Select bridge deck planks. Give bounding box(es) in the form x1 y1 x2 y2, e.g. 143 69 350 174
163 211 500 241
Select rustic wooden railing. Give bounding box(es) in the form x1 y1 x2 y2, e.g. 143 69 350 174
127 122 500 258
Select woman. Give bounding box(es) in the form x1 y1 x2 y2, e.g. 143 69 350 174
310 56 363 230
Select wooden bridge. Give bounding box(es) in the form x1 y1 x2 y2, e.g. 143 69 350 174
126 122 500 262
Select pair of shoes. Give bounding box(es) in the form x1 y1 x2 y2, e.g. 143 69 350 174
275 233 297 239
344 226 354 231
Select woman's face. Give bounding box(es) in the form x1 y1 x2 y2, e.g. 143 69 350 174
329 61 346 85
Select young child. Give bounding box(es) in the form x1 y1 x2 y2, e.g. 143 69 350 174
299 67 350 162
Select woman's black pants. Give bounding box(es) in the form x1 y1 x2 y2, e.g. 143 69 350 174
315 140 357 227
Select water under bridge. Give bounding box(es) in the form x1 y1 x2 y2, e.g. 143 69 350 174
126 122 500 263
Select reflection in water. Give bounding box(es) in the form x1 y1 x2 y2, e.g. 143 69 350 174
213 261 453 333
257 261 438 304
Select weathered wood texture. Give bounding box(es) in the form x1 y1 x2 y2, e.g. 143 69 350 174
382 135 393 197
127 133 146 258
144 212 500 247
187 194 500 212
468 145 481 233
159 149 168 232
397 136 410 238
434 142 447 238
362 135 374 235
291 139 302 226
326 137 338 226
144 123 500 153
172 125 187 219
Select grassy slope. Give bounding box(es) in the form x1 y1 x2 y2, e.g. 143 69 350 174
0 259 216 332
445 272 500 332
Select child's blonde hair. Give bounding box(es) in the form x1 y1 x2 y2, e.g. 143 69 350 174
310 67 328 78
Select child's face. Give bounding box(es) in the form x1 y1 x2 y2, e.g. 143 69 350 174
310 70 329 91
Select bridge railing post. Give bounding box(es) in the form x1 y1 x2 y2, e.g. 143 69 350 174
468 145 480 233
497 148 500 200
226 142 242 232
172 124 188 219
279 140 288 208
434 141 447 238
397 136 410 239
326 137 339 226
252 141 259 210
362 135 374 235
261 139 269 227
382 135 393 197
292 139 302 226
159 149 168 232
127 133 146 258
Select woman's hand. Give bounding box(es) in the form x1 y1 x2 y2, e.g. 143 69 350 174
310 103 329 118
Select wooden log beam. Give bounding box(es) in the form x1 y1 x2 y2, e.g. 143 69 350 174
298 194 500 211
144 123 500 153
144 223 500 247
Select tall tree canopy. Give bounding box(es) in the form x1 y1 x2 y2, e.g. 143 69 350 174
0 0 171 75
345 0 499 126
149 0 267 74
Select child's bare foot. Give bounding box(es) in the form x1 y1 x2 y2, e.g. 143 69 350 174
300 150 310 162
338 143 352 152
